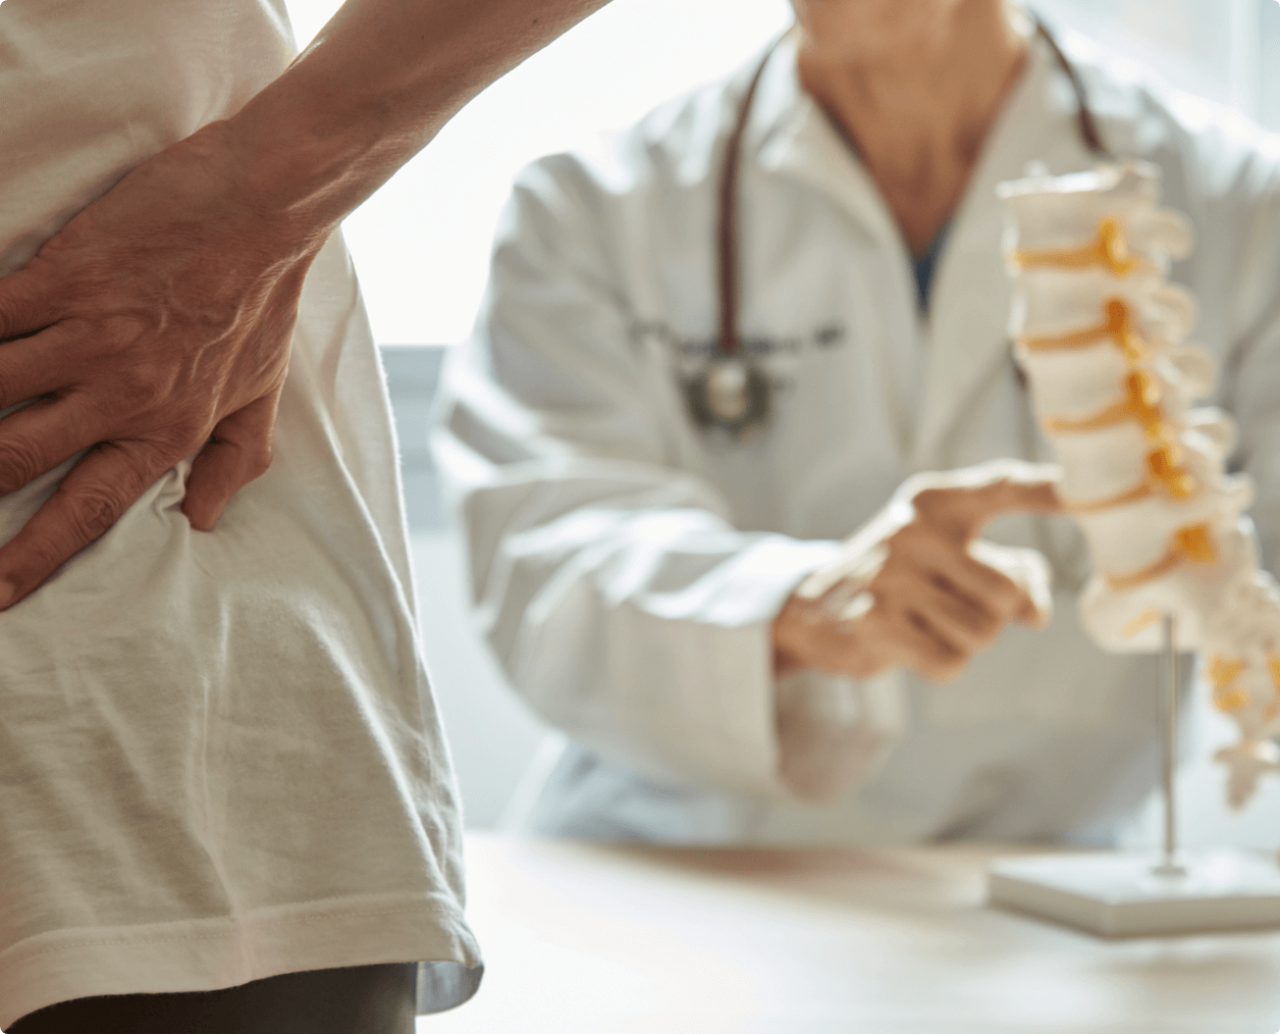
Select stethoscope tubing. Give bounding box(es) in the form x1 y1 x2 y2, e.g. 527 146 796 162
697 13 1111 439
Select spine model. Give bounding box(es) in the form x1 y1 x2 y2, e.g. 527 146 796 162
999 162 1280 809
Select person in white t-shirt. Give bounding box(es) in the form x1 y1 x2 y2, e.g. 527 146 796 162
0 1 608 1031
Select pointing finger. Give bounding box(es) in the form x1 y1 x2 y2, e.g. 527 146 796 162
913 460 1062 542
879 563 998 654
888 607 967 684
896 523 1029 625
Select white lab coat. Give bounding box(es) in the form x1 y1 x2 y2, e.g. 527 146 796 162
434 27 1280 845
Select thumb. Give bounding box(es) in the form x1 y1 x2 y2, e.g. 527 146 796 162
182 387 282 531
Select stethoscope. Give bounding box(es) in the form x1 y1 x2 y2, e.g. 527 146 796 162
683 14 1114 439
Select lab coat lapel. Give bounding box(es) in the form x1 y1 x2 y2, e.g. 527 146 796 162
766 115 923 460
910 41 1100 470
753 41 925 461
746 31 1106 468
753 35 903 250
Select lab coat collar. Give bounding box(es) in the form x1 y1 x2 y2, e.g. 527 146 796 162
912 33 1102 469
751 31 902 250
742 31 1107 469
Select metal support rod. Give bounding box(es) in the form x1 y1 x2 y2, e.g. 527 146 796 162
1155 613 1185 877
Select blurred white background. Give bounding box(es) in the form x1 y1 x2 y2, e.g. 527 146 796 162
287 0 1280 348
286 0 794 346
285 0 1280 841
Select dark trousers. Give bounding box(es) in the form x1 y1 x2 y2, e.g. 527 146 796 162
8 962 418 1034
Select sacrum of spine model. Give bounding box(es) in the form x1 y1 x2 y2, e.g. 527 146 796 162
999 162 1280 809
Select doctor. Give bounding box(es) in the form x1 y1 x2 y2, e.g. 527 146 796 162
436 0 1280 845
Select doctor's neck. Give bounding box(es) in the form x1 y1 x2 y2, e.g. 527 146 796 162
794 0 1030 254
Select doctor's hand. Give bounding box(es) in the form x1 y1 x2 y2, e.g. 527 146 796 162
0 120 308 610
771 460 1063 685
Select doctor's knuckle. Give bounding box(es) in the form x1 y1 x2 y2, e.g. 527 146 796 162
884 525 920 557
984 574 1022 614
969 607 1002 641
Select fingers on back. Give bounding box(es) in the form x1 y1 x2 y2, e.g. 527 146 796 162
182 391 281 530
0 266 61 341
0 442 159 608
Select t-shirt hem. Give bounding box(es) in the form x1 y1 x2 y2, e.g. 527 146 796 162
0 889 483 1029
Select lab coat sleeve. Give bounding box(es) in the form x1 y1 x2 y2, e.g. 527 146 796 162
432 158 849 799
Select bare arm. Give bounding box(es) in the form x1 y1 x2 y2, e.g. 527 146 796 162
0 0 609 609
236 0 609 238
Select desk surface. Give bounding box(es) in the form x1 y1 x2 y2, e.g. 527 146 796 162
425 834 1280 1034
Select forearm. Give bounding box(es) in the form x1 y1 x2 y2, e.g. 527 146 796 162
476 491 838 793
227 0 609 247
473 487 896 801
436 415 839 790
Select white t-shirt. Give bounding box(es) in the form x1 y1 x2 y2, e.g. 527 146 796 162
0 1 481 1026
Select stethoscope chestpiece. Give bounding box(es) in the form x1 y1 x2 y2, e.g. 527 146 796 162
682 356 772 439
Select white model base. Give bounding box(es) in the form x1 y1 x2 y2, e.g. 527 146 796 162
988 850 1280 936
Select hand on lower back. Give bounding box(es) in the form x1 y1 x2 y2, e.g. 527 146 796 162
0 120 318 609
771 459 1063 684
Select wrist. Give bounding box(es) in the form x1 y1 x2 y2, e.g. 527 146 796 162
220 0 613 245
771 593 818 676
772 589 885 681
217 96 375 254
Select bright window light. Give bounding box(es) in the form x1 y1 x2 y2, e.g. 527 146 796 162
1035 0 1249 112
283 0 793 346
282 0 1270 346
